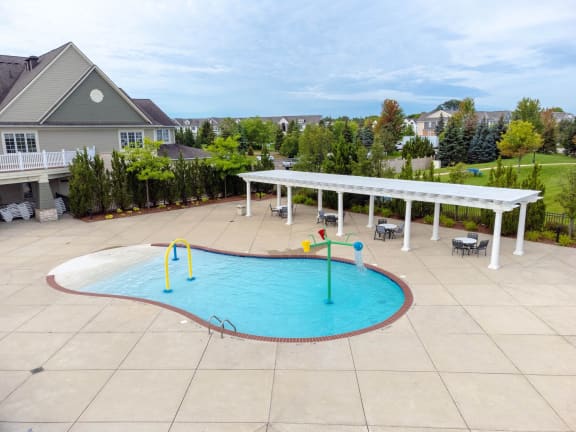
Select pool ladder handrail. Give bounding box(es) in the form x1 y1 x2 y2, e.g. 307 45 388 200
208 315 237 338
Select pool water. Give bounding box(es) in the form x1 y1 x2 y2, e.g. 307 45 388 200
80 248 408 339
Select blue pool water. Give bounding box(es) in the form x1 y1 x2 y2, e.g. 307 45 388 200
80 248 407 339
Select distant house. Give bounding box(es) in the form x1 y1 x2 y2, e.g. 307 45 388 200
552 112 575 123
0 42 176 221
173 115 322 136
416 109 512 137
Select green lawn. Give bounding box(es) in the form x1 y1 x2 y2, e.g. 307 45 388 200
440 163 576 213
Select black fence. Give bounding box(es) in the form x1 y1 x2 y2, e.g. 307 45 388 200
440 205 570 230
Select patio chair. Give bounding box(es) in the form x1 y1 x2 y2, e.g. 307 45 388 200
374 224 387 241
316 210 326 223
451 239 467 257
391 222 404 239
325 214 337 226
470 239 489 256
270 203 280 216
377 218 387 225
466 232 479 241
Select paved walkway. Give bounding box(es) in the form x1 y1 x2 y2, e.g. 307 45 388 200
1 199 575 432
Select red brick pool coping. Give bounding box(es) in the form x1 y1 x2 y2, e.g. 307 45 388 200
47 243 413 343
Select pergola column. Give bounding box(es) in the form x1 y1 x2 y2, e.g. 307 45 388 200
317 189 323 212
513 202 527 256
245 181 251 216
367 195 375 228
276 183 282 208
489 209 503 270
337 192 344 237
286 186 293 225
431 202 441 240
401 199 412 252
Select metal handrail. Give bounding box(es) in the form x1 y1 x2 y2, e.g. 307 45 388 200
207 315 237 338
222 319 237 334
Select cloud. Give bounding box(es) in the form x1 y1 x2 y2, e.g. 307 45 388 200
1 0 575 116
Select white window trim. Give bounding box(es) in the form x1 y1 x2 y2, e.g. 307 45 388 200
2 130 40 154
118 129 145 149
155 128 171 143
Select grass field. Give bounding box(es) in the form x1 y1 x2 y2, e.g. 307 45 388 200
436 154 576 213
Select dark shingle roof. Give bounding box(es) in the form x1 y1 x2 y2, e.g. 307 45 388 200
0 43 70 112
132 99 177 127
158 144 211 160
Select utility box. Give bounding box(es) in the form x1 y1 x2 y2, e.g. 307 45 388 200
236 205 246 216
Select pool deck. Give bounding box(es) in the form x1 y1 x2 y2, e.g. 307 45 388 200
1 199 575 432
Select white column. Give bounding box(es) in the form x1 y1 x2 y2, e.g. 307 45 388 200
513 203 527 256
286 186 293 225
367 195 375 228
489 209 503 270
337 192 344 237
276 183 282 207
42 150 48 168
402 200 412 252
431 202 441 241
245 181 251 216
317 189 323 212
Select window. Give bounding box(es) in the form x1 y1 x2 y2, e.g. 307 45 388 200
119 131 143 148
3 132 38 153
155 129 170 143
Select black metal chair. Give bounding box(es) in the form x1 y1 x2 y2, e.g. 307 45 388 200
466 232 479 241
325 214 338 225
377 218 387 225
374 225 387 241
270 203 280 216
390 222 405 239
470 239 489 256
316 209 325 223
452 239 467 257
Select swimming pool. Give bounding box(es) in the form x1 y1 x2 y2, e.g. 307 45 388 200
48 244 412 342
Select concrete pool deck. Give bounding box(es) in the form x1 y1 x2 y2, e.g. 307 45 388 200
0 198 575 431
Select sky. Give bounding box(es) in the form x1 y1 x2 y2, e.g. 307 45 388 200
1 0 575 119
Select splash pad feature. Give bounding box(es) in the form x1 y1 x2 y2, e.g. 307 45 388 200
302 229 364 304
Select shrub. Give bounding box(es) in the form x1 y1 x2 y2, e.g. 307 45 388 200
380 208 392 218
559 234 573 247
423 214 434 224
525 231 541 241
350 204 368 214
463 220 478 231
293 194 308 204
541 230 557 241
440 215 455 227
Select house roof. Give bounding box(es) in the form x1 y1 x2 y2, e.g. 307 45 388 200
0 43 69 113
132 99 177 127
158 144 211 160
173 115 323 128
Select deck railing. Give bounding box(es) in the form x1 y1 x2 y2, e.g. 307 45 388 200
0 147 95 173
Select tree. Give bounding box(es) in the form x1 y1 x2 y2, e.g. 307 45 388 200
374 99 405 153
110 150 131 210
357 126 374 147
204 136 251 197
521 163 546 231
125 138 175 207
434 113 445 136
497 120 543 170
512 97 543 133
296 125 332 172
481 158 520 235
197 121 215 148
274 126 284 151
240 117 275 150
322 138 356 175
219 117 240 139
559 168 576 237
540 109 557 154
435 99 461 112
173 153 192 203
558 118 576 156
437 118 463 166
401 136 435 159
467 118 490 163
69 148 96 217
183 128 195 147
91 154 111 213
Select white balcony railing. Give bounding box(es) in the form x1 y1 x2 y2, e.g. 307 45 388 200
0 147 96 173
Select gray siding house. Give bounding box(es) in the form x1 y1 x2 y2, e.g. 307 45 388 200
0 42 176 221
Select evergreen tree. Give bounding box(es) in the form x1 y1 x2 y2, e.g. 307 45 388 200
197 121 215 148
110 150 131 210
559 168 576 237
274 126 284 151
401 136 435 159
521 163 546 231
480 125 498 163
481 158 520 235
351 144 373 176
173 153 191 203
468 119 490 163
91 154 111 213
540 109 557 154
69 148 96 217
437 119 462 166
434 113 445 135
357 126 374 147
398 155 414 180
175 128 184 145
183 128 195 147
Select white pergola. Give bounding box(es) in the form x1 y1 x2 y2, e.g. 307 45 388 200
238 170 541 270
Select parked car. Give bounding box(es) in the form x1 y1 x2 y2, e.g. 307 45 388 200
282 158 298 169
256 155 275 161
